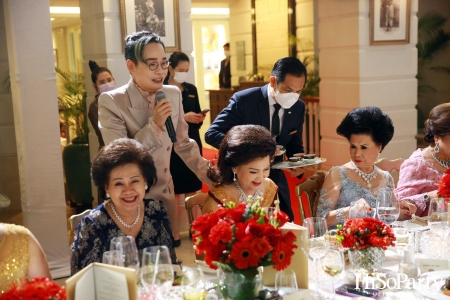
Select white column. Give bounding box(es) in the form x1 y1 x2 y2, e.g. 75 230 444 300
3 0 69 278
319 0 418 169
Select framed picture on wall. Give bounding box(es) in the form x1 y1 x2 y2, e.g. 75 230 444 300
120 0 181 52
370 0 411 45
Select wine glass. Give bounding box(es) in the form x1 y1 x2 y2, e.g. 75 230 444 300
102 250 124 266
375 189 399 226
428 198 449 240
110 236 140 274
322 248 345 300
275 269 298 296
302 217 329 294
141 246 174 299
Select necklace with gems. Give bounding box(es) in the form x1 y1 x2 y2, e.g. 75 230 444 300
430 147 450 168
351 161 378 189
109 201 140 229
235 180 263 203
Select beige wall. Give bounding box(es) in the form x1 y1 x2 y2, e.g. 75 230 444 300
255 0 289 68
319 0 418 169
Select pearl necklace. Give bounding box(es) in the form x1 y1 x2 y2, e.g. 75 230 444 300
235 180 263 203
430 148 450 168
109 201 141 229
351 161 377 189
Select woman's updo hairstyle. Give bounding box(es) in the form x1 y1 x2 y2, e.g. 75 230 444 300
88 60 112 85
423 103 450 144
207 125 276 185
336 106 394 151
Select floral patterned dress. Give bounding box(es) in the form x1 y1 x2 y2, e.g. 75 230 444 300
70 199 176 275
316 165 394 229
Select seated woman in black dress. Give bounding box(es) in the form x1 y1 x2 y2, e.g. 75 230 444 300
70 138 176 275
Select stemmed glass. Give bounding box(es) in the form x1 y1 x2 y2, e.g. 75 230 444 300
110 236 140 274
102 250 123 266
140 246 174 299
375 189 399 226
302 217 329 294
428 198 449 241
321 248 345 300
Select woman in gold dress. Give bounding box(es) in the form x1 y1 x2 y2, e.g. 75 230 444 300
202 125 278 214
0 223 51 293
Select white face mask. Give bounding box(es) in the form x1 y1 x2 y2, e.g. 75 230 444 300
272 84 299 109
173 71 188 84
98 81 115 94
224 50 231 57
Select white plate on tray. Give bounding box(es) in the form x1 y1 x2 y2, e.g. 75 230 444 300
271 157 326 169
417 270 450 300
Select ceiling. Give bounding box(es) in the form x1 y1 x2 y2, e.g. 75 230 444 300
49 0 234 29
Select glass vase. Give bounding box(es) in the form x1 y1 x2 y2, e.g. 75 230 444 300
218 266 263 300
348 247 385 273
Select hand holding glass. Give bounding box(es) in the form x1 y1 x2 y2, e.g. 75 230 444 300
349 199 374 218
141 246 174 299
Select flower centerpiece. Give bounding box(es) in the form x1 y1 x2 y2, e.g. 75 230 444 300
437 168 450 200
0 278 66 300
336 217 395 272
192 198 297 300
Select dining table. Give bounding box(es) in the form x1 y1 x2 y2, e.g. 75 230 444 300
137 219 449 300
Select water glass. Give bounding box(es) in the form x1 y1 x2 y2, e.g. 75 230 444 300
375 189 399 225
275 269 298 295
102 250 123 266
110 236 140 273
428 198 449 240
141 246 174 299
321 248 345 299
302 217 329 294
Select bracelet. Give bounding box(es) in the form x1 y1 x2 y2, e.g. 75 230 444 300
336 208 345 224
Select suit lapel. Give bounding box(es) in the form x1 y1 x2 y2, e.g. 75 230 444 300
126 78 149 128
257 85 271 131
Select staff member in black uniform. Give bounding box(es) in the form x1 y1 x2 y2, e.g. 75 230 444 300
164 52 207 247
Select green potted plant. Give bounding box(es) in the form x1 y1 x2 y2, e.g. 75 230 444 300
416 11 450 130
56 68 93 212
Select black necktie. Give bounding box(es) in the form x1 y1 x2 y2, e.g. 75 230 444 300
271 104 281 136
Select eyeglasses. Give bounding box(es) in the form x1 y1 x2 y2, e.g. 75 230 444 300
146 61 170 71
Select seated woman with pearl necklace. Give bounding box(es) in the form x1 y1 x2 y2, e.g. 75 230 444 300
316 106 416 229
70 138 177 275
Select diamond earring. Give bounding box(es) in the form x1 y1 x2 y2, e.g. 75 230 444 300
233 172 236 182
106 192 110 199
435 142 440 153
145 184 148 190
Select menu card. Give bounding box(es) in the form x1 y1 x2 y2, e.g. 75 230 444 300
66 263 137 300
263 222 309 288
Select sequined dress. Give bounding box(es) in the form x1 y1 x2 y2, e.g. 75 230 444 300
316 165 394 229
0 224 29 294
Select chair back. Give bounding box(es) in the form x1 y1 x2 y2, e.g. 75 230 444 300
185 193 207 237
295 170 326 221
0 192 11 208
375 158 404 185
69 209 92 235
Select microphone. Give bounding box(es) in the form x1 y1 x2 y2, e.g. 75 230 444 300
155 91 177 143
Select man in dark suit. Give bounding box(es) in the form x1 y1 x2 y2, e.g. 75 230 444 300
219 43 231 88
205 57 307 221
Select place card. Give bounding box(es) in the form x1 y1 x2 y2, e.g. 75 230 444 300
417 258 449 273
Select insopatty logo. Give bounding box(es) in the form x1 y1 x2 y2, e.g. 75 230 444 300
356 273 445 293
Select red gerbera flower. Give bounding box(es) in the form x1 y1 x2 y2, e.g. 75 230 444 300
271 241 295 271
209 220 232 245
230 239 260 269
